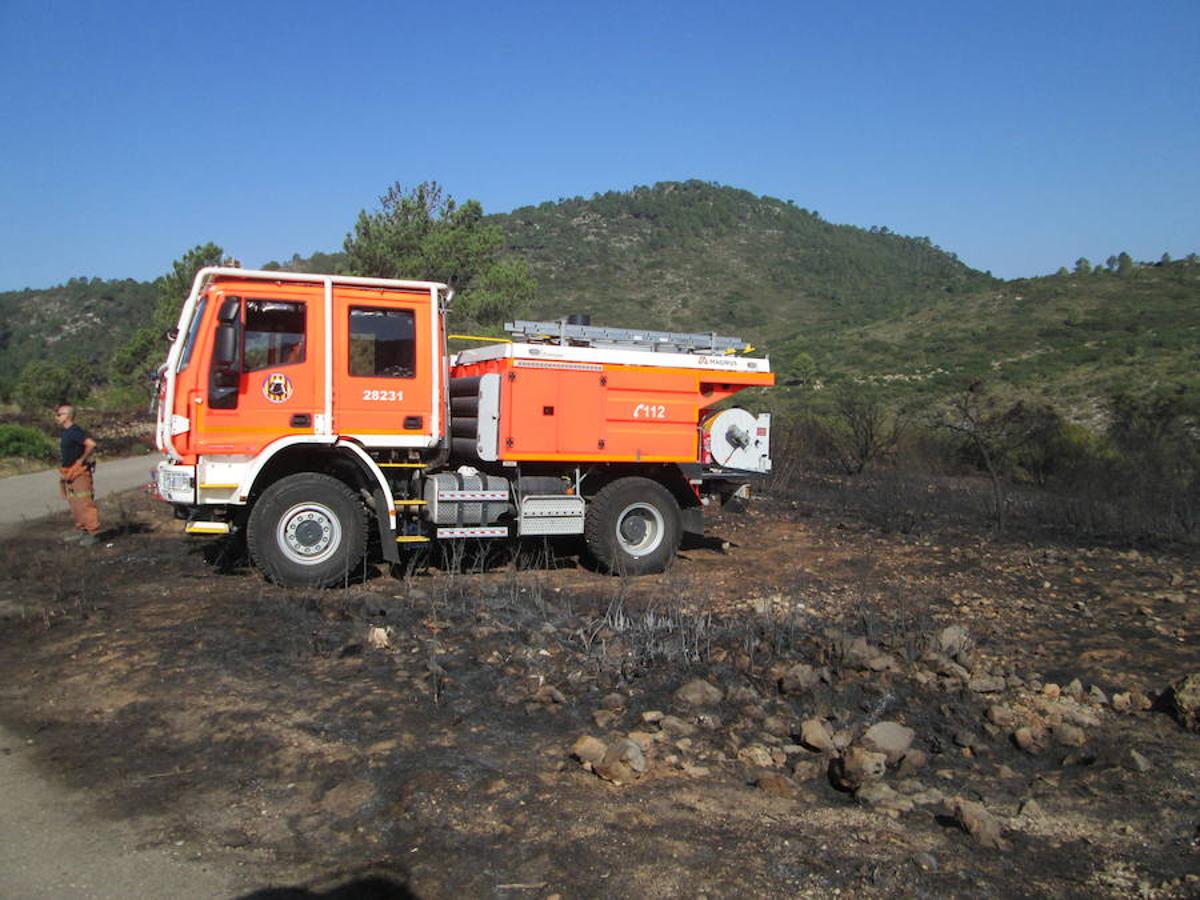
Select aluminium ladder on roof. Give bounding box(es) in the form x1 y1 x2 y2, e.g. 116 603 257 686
504 319 749 354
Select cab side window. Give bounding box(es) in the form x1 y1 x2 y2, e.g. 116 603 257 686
349 307 415 377
244 300 306 372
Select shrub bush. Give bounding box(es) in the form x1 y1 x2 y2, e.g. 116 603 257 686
0 424 55 461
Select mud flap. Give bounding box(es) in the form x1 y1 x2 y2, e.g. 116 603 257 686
722 482 752 514
371 487 401 563
681 506 704 536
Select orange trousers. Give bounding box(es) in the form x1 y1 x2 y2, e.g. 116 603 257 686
60 467 100 535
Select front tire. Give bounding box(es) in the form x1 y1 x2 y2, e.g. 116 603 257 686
584 477 682 575
247 473 368 587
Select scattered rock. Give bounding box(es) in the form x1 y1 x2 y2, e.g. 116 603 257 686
986 705 1017 729
572 735 607 766
675 678 724 707
1042 683 1062 699
834 746 887 791
800 719 836 754
659 715 697 737
1111 692 1132 713
1013 726 1043 754
938 624 972 659
907 786 945 807
1052 723 1087 747
1167 673 1200 732
779 663 819 694
861 721 915 764
1126 749 1151 773
856 781 913 813
762 715 792 738
969 675 1006 694
641 710 664 725
912 852 939 872
626 731 655 753
1065 678 1084 701
366 626 391 650
695 712 722 730
535 685 566 704
1017 798 1045 821
738 744 776 768
839 635 875 669
1128 690 1153 711
897 749 928 778
1088 685 1109 706
755 771 800 798
594 738 647 784
792 759 824 783
867 653 899 672
1063 706 1101 729
953 730 981 750
951 798 1010 851
592 709 620 728
600 692 625 710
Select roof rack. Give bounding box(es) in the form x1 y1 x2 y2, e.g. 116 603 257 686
504 319 749 354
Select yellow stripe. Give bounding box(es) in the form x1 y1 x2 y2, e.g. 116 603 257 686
393 499 427 506
379 462 425 468
395 535 430 543
448 334 511 344
199 483 239 489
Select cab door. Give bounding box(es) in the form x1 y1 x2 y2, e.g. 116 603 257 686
331 286 438 446
195 285 320 455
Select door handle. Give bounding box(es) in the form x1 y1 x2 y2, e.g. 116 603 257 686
290 414 312 427
404 416 423 430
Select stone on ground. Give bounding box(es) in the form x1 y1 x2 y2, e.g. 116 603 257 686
861 721 915 764
674 678 724 707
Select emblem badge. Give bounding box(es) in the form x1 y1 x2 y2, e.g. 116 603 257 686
262 372 294 404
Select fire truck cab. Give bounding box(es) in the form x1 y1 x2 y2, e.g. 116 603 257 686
155 268 773 587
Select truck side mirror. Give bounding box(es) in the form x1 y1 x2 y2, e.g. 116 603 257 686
209 297 242 409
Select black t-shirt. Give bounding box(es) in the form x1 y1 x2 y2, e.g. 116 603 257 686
60 424 88 467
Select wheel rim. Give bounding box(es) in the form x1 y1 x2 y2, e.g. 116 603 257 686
614 502 665 557
276 501 342 566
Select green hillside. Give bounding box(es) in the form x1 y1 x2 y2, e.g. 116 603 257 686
0 277 157 397
496 181 994 335
800 259 1200 416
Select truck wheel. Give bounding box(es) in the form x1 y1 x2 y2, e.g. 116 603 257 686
584 477 682 575
247 473 368 587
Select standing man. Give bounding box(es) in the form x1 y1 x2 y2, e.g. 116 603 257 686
55 403 101 546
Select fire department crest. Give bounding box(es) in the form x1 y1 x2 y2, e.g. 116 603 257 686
262 372 294 404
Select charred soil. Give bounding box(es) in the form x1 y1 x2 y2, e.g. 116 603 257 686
1 484 1198 898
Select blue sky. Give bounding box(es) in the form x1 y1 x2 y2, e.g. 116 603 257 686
1 0 1196 290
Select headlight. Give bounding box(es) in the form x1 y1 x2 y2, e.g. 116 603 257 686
157 466 195 503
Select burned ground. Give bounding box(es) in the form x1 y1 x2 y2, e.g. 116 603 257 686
1 481 1198 898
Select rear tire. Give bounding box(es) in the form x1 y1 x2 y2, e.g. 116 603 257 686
584 477 681 575
247 473 368 587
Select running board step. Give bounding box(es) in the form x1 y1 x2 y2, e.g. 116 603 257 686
185 521 231 535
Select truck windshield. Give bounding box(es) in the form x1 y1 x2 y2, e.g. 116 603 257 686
176 295 208 373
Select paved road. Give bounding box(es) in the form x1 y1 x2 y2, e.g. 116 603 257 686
0 725 239 900
0 454 255 898
0 454 162 535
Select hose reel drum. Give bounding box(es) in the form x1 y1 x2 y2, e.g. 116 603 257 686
701 408 772 473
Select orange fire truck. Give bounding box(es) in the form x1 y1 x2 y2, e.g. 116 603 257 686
153 268 773 586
